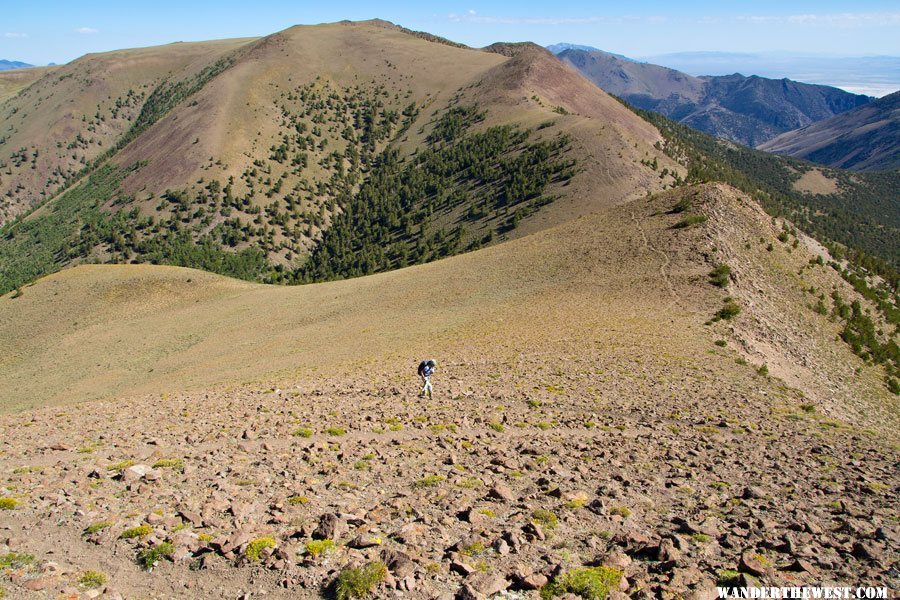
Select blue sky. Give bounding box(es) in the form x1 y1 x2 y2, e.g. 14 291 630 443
2 0 899 65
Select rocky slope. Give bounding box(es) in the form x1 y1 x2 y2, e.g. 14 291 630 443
1 184 896 599
759 90 900 171
555 48 872 147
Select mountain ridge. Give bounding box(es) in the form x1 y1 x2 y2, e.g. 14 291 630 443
0 59 33 70
555 47 872 147
759 89 900 171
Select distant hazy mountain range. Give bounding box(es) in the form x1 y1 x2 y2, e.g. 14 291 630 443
554 47 873 147
640 52 900 98
760 90 900 172
0 60 33 71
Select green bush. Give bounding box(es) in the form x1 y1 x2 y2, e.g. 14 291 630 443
335 561 388 599
708 264 731 287
541 566 623 599
305 539 336 557
531 508 558 530
673 214 707 229
671 197 691 213
78 570 107 588
245 537 276 562
715 298 741 321
120 525 152 539
84 521 114 535
137 542 174 570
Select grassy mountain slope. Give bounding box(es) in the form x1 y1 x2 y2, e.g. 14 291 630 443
557 48 872 147
0 21 672 294
0 183 895 598
759 90 900 171
0 65 57 102
633 105 900 272
0 37 255 223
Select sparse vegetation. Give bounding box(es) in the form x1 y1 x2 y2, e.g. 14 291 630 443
531 508 558 530
84 520 114 535
673 214 707 229
152 458 184 472
120 525 152 539
0 552 34 569
709 264 731 287
78 570 107 588
541 566 623 599
138 542 174 570
245 537 276 562
305 539 336 558
0 498 19 510
335 561 388 600
714 298 741 321
414 475 445 488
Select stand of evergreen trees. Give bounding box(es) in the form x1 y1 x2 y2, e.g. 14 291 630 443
297 106 575 282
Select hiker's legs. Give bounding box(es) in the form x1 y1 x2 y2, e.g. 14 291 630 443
422 376 432 398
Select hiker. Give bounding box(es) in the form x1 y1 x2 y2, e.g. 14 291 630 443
417 359 436 398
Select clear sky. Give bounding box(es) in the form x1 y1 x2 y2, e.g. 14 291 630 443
2 0 899 65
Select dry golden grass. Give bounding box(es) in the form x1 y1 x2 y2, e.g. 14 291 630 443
0 66 58 102
2 183 893 440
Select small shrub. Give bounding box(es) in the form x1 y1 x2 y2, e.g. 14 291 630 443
708 264 731 287
673 214 707 229
717 569 741 586
714 340 727 347
293 427 313 438
414 475 445 488
120 525 152 539
335 561 388 600
459 541 487 556
531 508 558 530
84 520 113 535
715 298 741 321
671 197 691 213
305 538 336 558
565 498 587 510
609 506 632 518
757 364 769 377
288 495 310 505
107 459 135 472
326 426 346 437
79 570 107 588
138 542 174 570
0 552 34 569
691 533 711 543
152 458 184 472
0 498 19 510
540 565 623 599
245 537 276 562
488 421 505 432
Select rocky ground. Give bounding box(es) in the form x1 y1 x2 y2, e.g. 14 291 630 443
1 354 897 599
1 184 897 599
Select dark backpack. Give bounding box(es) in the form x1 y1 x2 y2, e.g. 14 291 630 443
418 360 435 376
